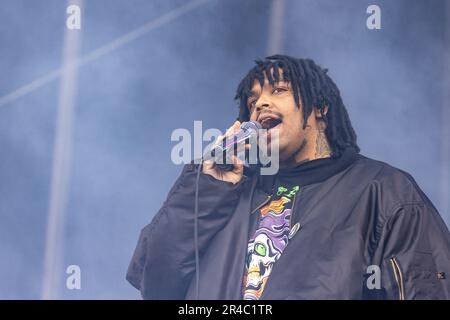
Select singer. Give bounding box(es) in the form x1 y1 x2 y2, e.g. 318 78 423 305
126 55 450 300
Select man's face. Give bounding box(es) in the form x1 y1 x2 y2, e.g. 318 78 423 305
247 73 313 162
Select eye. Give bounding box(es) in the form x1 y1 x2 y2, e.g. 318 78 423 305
272 87 287 94
255 243 267 256
247 99 257 111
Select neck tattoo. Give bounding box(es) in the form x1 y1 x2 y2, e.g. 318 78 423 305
315 120 331 159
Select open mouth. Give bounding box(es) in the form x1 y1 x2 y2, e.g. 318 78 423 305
259 116 282 131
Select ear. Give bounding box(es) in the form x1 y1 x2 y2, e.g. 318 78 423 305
314 105 329 118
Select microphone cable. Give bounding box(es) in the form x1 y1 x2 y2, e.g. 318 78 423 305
193 122 259 299
194 160 202 300
194 149 234 300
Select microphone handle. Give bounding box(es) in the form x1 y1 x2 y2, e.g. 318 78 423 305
204 138 250 171
203 121 260 171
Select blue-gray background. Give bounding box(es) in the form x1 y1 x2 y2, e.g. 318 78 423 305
0 0 448 299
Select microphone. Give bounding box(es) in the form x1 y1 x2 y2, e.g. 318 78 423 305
203 121 261 169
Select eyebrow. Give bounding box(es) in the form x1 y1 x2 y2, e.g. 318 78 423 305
248 91 258 98
248 80 289 98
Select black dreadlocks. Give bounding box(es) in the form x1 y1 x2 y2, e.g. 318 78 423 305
234 54 360 159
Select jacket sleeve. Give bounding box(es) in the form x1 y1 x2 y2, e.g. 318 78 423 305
375 200 450 300
126 163 244 299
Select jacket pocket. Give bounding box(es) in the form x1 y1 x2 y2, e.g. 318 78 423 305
409 251 447 299
389 256 405 300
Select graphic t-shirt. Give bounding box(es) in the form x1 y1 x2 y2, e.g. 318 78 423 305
241 147 359 300
242 180 301 300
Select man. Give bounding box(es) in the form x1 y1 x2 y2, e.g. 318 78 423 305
126 54 450 299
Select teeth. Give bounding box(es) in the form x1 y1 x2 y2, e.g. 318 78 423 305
261 118 275 126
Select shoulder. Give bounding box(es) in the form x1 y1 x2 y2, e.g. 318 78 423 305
353 154 420 190
348 153 434 216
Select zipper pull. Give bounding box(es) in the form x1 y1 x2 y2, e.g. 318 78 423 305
288 222 301 240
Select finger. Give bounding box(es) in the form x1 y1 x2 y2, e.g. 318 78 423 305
211 134 225 149
236 142 250 153
230 155 244 172
232 121 241 134
202 159 216 170
224 121 238 137
215 134 224 143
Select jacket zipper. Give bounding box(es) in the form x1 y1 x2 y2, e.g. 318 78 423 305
389 256 405 300
289 187 303 226
289 192 298 226
251 195 271 214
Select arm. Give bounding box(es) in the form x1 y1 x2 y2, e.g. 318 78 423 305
126 163 245 299
375 201 450 299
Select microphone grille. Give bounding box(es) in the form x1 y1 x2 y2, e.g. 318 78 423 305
241 121 262 132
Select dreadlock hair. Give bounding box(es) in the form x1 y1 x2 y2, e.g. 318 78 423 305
234 54 360 159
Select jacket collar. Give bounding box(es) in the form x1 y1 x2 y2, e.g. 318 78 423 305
251 146 360 194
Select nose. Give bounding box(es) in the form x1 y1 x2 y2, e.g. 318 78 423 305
255 97 270 113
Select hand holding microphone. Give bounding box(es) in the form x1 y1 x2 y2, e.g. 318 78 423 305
202 120 260 184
